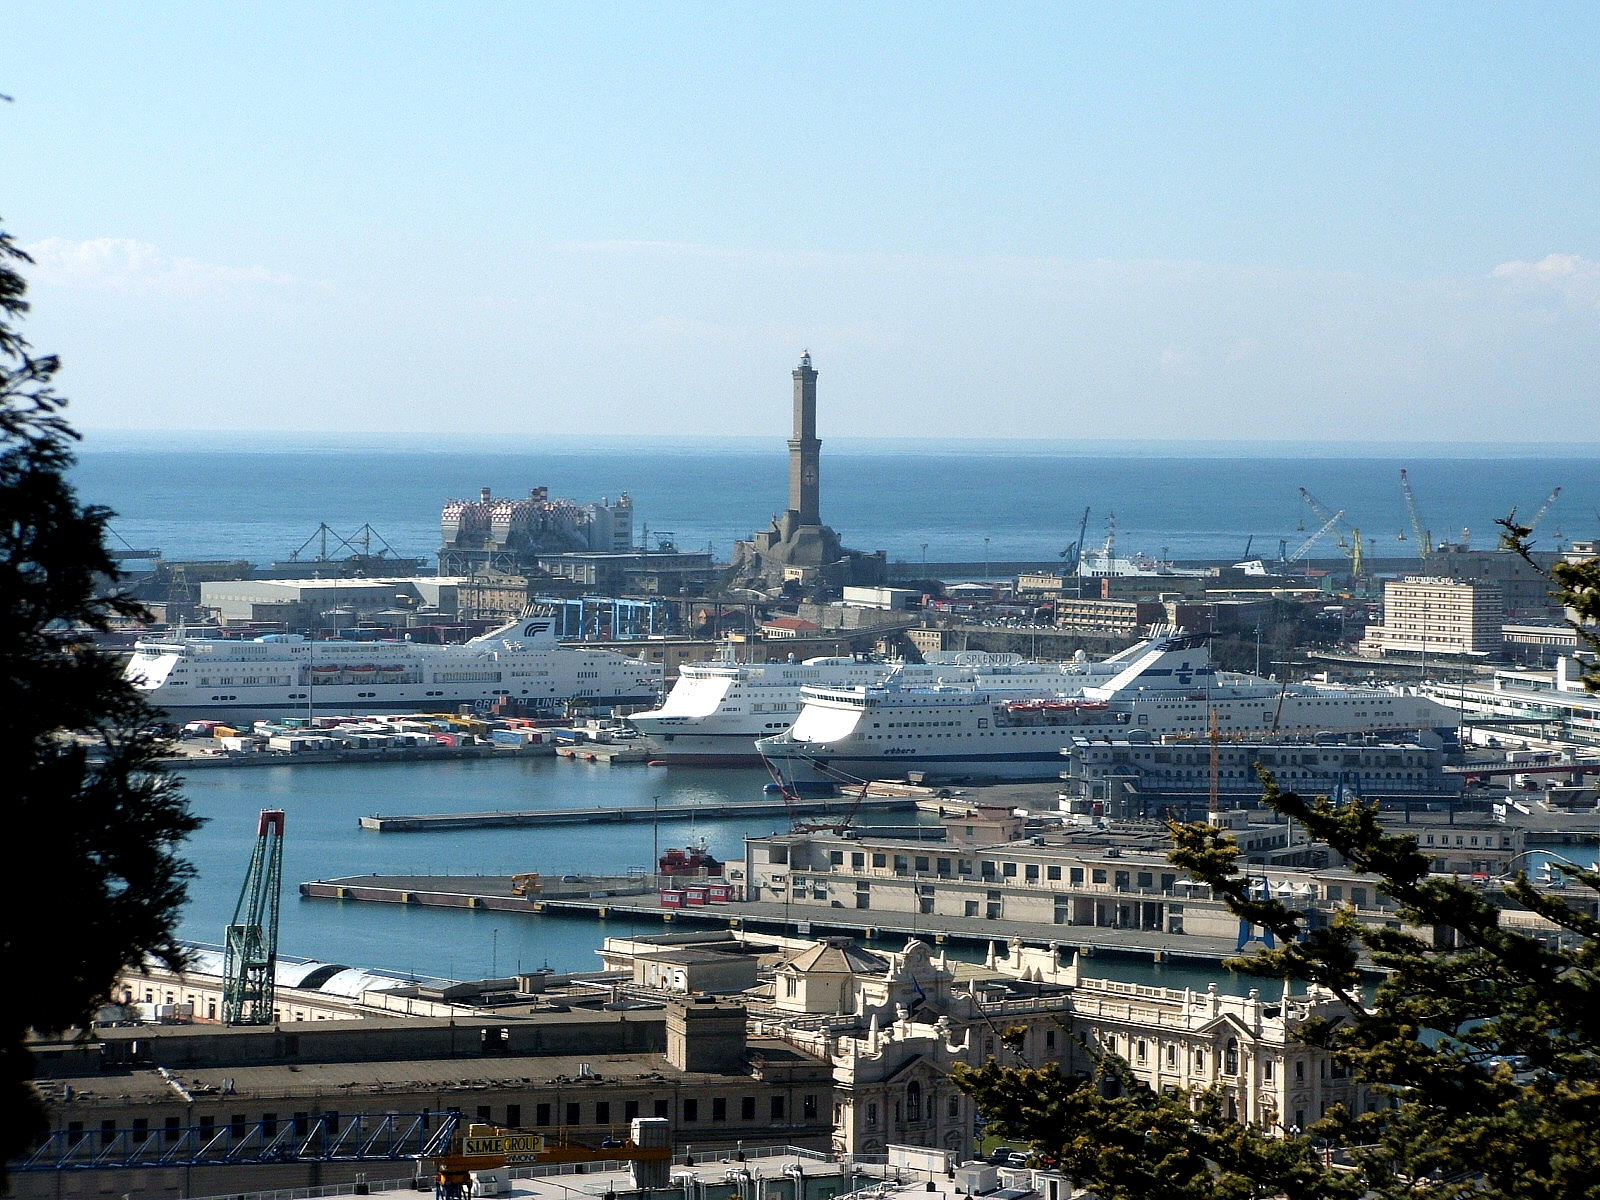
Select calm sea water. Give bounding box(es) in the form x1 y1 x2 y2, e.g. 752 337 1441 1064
176 755 1260 994
72 434 1600 567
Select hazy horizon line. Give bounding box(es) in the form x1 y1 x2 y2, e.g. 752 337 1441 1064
73 428 1599 461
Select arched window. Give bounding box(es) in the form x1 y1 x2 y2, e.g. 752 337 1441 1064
948 1095 959 1119
907 1081 923 1122
1224 1038 1239 1075
866 1102 878 1128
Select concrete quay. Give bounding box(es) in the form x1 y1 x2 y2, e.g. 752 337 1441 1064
298 872 1245 965
357 796 919 831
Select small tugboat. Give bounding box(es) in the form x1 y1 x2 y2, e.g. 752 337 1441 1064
658 839 723 877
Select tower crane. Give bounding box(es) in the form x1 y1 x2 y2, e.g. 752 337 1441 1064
224 810 286 1025
1399 469 1432 558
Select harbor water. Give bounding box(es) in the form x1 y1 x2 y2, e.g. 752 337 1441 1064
176 755 1263 994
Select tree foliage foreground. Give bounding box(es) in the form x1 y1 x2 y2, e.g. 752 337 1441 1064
0 222 200 1175
957 545 1600 1200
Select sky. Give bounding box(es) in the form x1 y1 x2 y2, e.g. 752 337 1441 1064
5 3 1600 441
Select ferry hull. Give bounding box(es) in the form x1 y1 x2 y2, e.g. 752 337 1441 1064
766 749 1067 783
637 731 765 766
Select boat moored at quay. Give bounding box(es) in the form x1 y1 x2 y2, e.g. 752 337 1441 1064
628 646 1134 765
124 615 663 718
757 630 1460 783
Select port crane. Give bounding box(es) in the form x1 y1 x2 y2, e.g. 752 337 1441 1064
1399 469 1432 559
223 810 285 1025
1526 486 1562 534
1284 510 1344 566
1296 487 1366 579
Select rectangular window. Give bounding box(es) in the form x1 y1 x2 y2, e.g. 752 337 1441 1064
712 1097 727 1121
536 1104 552 1126
505 1104 522 1128
565 1102 580 1126
803 1094 818 1120
164 1116 181 1143
624 1100 640 1121
1047 865 1061 880
915 856 930 871
872 854 887 868
771 1095 786 1120
683 1098 699 1122
1070 867 1084 885
594 1102 609 1125
741 1097 756 1120
654 1099 669 1119
1092 869 1107 884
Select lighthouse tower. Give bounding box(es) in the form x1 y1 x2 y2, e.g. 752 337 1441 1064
788 351 821 526
728 353 886 592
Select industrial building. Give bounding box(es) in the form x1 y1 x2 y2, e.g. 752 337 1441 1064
199 576 466 628
1359 576 1505 658
1060 732 1461 816
439 486 635 576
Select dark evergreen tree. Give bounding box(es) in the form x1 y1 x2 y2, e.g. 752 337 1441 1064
0 222 200 1177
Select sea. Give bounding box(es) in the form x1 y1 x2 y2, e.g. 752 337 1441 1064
71 432 1600 568
69 432 1600 990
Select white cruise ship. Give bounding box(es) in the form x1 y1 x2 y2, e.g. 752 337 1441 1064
629 648 1122 765
124 615 662 718
757 631 1459 783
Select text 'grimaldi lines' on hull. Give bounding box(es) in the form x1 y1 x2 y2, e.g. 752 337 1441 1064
757 630 1460 783
123 615 662 716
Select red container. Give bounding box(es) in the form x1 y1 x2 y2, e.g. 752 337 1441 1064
659 890 685 908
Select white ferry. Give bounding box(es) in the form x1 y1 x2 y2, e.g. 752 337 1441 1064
629 648 1123 766
757 631 1459 783
124 615 662 718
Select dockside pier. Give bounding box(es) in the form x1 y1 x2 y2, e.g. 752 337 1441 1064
357 796 919 832
299 872 1243 964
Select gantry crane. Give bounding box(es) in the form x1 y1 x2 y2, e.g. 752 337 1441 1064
224 810 286 1025
1399 469 1432 559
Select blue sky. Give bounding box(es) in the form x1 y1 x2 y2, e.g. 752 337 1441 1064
5 3 1600 440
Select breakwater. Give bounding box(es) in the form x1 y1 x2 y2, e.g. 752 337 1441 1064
358 796 918 832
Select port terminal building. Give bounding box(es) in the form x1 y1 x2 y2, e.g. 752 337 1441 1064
22 931 1364 1196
